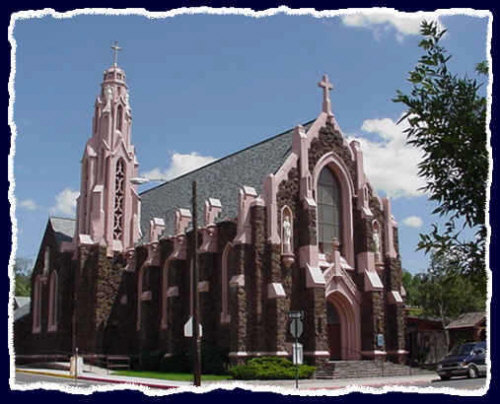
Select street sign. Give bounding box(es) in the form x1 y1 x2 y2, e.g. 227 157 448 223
289 318 303 338
292 343 303 365
184 316 203 338
376 333 384 348
288 311 304 320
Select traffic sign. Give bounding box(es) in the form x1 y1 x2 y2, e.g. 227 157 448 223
289 318 303 338
184 316 203 337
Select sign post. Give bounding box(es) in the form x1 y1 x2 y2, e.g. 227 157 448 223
288 311 304 389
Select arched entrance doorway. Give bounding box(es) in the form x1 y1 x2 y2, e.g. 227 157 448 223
325 290 361 360
327 301 341 360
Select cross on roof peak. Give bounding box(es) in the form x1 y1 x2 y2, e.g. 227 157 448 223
318 74 333 115
111 41 122 67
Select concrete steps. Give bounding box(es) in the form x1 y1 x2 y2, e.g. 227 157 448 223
315 360 434 379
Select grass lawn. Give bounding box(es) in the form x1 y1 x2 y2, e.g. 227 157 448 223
112 370 232 382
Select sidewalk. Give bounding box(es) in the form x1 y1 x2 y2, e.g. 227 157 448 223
16 366 437 391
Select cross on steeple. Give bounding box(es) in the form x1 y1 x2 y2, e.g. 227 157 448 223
318 74 333 115
111 41 122 67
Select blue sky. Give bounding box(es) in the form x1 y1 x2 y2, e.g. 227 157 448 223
11 9 490 273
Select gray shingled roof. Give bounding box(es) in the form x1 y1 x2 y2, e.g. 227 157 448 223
446 312 485 329
49 216 76 246
139 121 314 239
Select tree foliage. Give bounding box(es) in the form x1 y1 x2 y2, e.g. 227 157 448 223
14 257 32 297
403 254 486 338
394 21 488 278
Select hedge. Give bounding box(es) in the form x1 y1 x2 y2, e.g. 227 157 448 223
229 356 315 380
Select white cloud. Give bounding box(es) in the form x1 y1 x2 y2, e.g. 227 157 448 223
18 199 37 211
349 115 426 198
402 216 424 228
341 12 443 42
142 152 216 181
51 188 79 216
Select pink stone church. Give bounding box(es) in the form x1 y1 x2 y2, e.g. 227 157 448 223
16 51 407 371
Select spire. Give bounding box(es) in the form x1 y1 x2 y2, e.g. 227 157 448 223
111 41 122 67
75 48 140 256
318 74 333 116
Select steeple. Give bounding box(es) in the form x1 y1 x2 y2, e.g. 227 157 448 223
75 43 140 256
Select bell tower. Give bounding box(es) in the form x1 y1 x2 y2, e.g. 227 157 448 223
75 42 140 255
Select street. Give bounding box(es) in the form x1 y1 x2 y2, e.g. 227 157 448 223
427 376 487 390
13 371 488 392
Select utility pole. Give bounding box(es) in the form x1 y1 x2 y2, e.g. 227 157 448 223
192 181 202 386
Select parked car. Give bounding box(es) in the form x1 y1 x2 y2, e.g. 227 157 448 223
437 341 486 380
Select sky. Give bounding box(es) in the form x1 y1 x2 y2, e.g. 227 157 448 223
10 9 490 274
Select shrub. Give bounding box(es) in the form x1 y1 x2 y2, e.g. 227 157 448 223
139 350 163 371
229 356 315 380
159 343 229 374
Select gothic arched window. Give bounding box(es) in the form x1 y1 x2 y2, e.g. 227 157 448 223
32 276 42 333
221 243 232 324
117 105 123 132
48 271 58 332
317 167 342 254
113 158 126 240
43 247 50 276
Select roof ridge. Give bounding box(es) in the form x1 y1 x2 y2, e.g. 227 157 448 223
49 216 76 221
140 119 315 196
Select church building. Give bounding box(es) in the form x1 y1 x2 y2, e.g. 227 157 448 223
16 49 407 371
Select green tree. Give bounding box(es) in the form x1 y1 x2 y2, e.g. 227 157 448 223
14 257 32 297
416 251 486 346
402 270 422 308
394 21 488 280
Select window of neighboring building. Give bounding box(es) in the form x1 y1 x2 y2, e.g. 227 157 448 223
317 167 342 254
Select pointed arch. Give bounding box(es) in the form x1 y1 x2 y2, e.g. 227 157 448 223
317 167 342 255
48 271 58 332
116 104 123 132
312 152 355 267
43 247 50 276
326 290 361 360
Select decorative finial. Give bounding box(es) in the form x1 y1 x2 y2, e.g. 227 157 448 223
111 41 122 67
318 74 333 115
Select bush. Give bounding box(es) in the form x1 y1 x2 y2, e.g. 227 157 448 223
139 350 163 371
159 343 229 374
160 352 191 373
229 356 315 380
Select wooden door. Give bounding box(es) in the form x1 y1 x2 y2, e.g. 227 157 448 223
328 323 341 360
